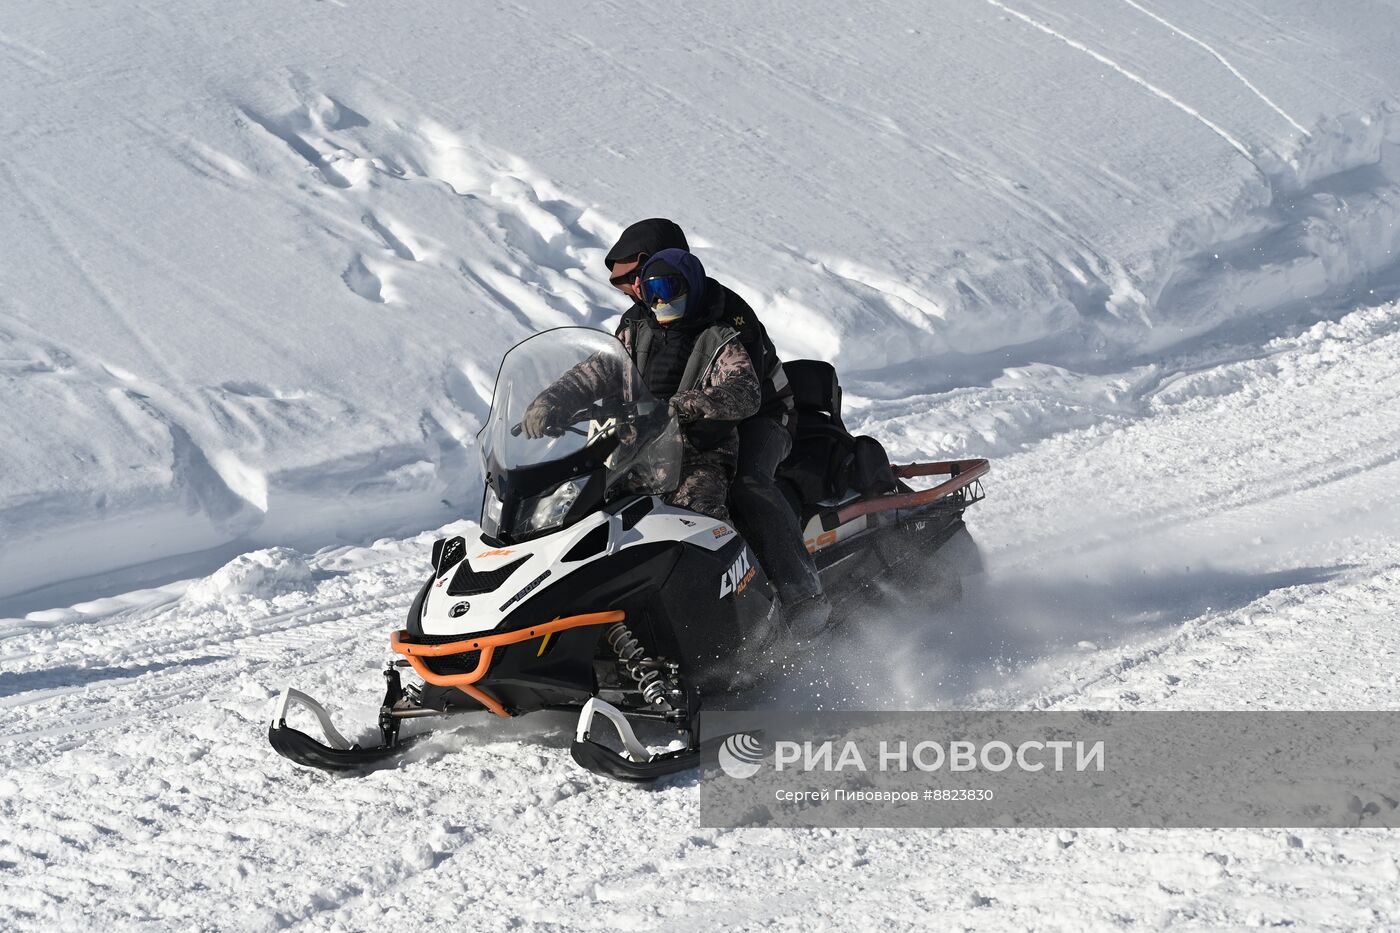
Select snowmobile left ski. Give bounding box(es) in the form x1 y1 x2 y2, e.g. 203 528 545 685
269 327 988 781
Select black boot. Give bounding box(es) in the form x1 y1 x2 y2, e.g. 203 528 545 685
781 590 833 639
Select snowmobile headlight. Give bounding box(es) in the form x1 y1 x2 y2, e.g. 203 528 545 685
515 479 584 536
481 485 504 538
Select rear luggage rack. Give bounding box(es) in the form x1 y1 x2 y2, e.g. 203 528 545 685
828 458 988 527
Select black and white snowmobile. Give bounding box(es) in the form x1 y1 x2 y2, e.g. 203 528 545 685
269 327 987 781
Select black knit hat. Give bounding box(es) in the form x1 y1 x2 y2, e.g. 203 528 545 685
605 218 689 269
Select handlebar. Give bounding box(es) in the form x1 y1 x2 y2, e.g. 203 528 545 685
510 421 586 439
510 400 665 440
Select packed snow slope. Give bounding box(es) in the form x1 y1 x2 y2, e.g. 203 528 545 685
5 298 1400 930
5 0 1400 608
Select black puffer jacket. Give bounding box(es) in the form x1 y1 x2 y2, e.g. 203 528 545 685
618 281 794 427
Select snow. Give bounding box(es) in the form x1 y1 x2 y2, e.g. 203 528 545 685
3 0 1400 928
7 0 1400 609
183 547 315 606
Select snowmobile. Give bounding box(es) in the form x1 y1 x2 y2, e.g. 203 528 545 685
269 327 987 781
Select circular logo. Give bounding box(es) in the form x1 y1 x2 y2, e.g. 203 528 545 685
448 600 471 618
718 732 765 779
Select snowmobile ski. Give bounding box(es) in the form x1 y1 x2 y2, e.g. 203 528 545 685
268 667 432 772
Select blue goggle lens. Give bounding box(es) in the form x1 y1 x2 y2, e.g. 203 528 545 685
640 274 687 307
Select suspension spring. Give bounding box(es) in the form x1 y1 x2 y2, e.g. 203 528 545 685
606 622 670 707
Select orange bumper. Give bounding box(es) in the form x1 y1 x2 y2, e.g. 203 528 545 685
390 610 626 718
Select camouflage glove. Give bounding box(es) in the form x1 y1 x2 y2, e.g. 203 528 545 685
668 395 699 425
521 399 557 439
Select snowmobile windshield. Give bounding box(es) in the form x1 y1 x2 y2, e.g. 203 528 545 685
478 327 682 541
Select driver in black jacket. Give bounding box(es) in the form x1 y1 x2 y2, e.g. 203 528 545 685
604 219 831 634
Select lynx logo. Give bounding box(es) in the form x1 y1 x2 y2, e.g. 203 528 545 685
719 548 757 598
449 601 471 618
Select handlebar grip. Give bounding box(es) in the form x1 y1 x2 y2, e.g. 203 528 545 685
510 422 523 437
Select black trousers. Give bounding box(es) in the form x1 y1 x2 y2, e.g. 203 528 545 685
730 416 823 600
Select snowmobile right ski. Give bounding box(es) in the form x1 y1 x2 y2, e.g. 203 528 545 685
268 666 443 771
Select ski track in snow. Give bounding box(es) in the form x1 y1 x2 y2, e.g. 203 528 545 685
0 30 55 77
1117 0 1310 136
982 0 1257 163
5 299 1400 929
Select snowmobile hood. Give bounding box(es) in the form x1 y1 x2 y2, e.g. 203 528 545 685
604 218 688 268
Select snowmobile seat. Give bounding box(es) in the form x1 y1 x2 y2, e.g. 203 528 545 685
777 361 898 522
785 359 846 430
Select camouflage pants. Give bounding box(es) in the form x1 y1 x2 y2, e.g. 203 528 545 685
667 458 733 522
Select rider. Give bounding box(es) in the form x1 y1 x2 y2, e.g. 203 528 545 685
523 248 759 522
605 220 830 632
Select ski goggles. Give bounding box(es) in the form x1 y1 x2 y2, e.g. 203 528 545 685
639 273 688 308
608 253 648 287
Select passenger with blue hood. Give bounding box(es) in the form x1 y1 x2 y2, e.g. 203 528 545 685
523 247 761 523
630 249 829 632
604 219 830 633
